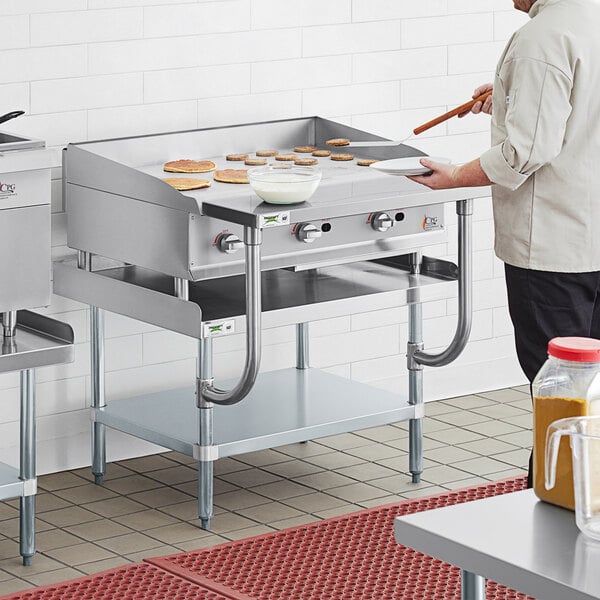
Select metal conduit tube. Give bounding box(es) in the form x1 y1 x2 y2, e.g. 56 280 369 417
413 199 473 368
200 226 262 405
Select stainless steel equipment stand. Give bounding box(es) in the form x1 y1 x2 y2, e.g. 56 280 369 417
462 571 486 600
0 313 74 565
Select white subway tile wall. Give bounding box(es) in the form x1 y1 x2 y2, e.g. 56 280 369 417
0 0 530 473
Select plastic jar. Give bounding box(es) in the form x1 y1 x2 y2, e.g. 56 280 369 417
533 337 600 510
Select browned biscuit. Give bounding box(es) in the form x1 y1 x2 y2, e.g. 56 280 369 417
245 157 268 166
275 153 297 161
295 158 318 166
326 138 350 147
214 169 249 184
163 159 216 173
331 153 354 161
294 145 317 153
256 149 278 157
226 153 249 161
312 149 331 157
163 177 211 191
357 159 380 167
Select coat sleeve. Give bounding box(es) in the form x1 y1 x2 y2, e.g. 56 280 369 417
480 57 573 191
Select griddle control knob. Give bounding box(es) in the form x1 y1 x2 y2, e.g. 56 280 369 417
217 233 244 254
371 212 394 232
296 223 322 243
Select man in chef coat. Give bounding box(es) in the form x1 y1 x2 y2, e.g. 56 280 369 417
409 0 600 486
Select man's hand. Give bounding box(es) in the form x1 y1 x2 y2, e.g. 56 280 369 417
408 158 492 190
408 159 460 189
458 83 493 117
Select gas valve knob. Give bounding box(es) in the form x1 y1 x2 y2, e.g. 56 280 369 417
371 212 394 232
217 233 244 254
296 223 322 243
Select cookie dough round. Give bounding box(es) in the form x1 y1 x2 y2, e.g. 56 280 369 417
326 138 350 147
214 169 249 184
163 159 216 173
163 177 211 191
331 153 354 161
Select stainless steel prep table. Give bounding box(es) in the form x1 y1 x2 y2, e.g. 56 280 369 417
55 117 489 528
395 490 599 600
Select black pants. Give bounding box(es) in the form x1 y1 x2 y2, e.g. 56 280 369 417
504 264 600 486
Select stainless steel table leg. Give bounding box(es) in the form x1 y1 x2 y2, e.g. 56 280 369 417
80 251 107 486
408 253 424 484
296 322 309 370
2 310 17 338
461 570 485 600
197 337 214 530
19 369 35 566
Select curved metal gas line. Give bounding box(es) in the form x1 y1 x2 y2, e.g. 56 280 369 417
199 226 262 405
413 199 473 367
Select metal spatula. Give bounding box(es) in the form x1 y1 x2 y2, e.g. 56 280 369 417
347 90 492 148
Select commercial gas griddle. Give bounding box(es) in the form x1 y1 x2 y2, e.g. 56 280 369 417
55 117 489 528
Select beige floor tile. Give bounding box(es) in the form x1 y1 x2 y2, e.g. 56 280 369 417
175 534 229 552
39 506 101 528
369 475 434 495
164 451 196 466
424 446 480 465
463 420 523 437
214 489 271 511
54 484 118 505
128 487 193 508
345 444 401 462
493 448 531 468
304 452 364 470
25 566 84 587
212 457 252 475
251 480 312 501
425 428 485 445
505 398 532 411
422 418 455 433
45 542 118 566
238 501 304 524
174 479 237 497
453 456 519 477
0 504 19 521
500 413 534 429
262 460 324 479
202 512 256 534
72 463 133 482
83 497 148 519
314 503 361 518
0 578 33 594
423 402 461 416
435 411 492 427
485 468 526 480
277 441 332 459
376 455 437 474
76 556 132 574
34 493 72 514
295 471 355 491
113 509 179 532
283 492 348 513
236 449 291 468
401 485 447 499
474 404 529 420
477 388 529 402
158 500 199 521
497 430 534 448
357 495 400 508
35 529 84 552
385 437 443 452
419 465 474 485
318 433 374 451
118 454 180 473
460 437 519 456
326 482 389 503
103 474 163 495
220 468 281 488
443 395 496 410
145 465 197 486
441 477 489 490
1 518 53 539
0 554 67 577
143 522 209 545
336 463 398 482
355 425 408 443
0 539 19 561
0 568 13 582
38 472 88 492
224 525 275 541
68 519 134 542
96 532 164 555
270 514 319 529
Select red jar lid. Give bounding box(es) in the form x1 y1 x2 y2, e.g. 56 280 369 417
548 337 600 362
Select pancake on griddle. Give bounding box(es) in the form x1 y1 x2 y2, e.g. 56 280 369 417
331 153 354 161
214 169 249 184
294 145 317 153
326 138 350 147
275 153 297 161
163 159 216 173
357 159 380 166
295 158 318 166
256 149 278 157
312 149 331 157
226 153 249 161
245 157 268 166
163 178 211 191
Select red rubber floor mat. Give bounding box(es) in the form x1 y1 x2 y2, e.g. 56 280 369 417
0 562 240 600
147 476 533 600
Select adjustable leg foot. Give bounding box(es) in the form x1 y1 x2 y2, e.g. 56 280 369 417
22 555 33 566
411 473 421 484
94 473 104 485
200 518 211 530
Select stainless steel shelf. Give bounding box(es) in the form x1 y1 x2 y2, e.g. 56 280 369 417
0 463 25 501
54 258 457 339
94 368 416 459
0 311 75 374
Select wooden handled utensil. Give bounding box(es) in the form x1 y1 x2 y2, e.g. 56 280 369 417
347 90 493 147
